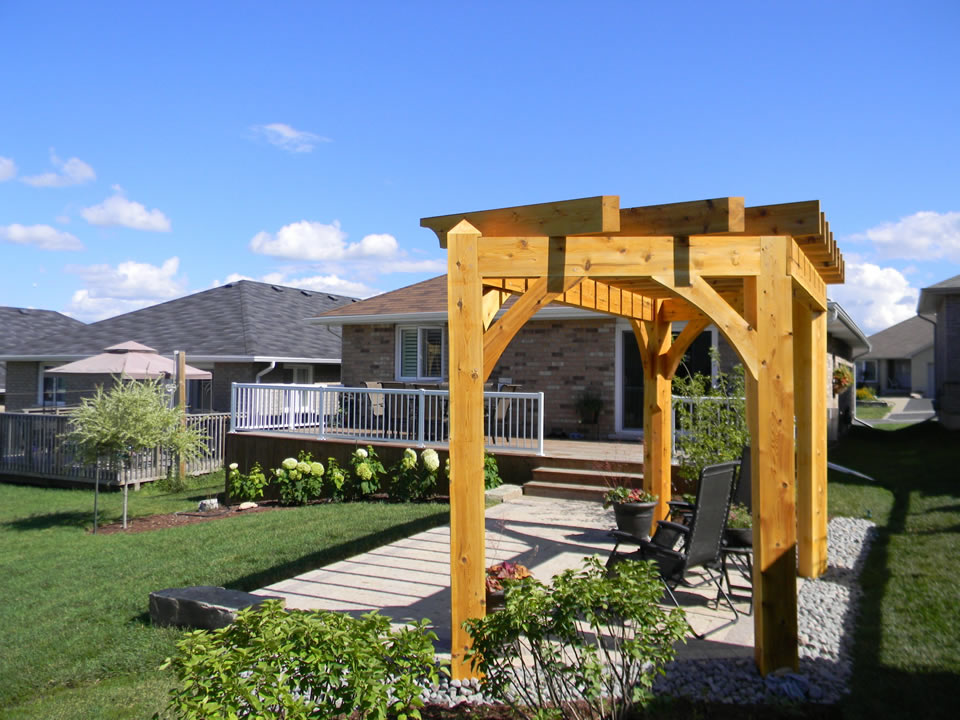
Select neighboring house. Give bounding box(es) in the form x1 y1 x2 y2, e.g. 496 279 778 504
918 273 960 429
826 300 871 441
0 307 86 410
311 275 855 441
857 316 934 398
0 281 357 413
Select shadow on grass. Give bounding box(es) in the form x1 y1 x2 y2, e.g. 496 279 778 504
840 422 960 720
3 510 92 531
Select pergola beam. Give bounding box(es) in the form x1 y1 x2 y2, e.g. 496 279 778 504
615 197 745 236
422 196 620 247
483 277 656 322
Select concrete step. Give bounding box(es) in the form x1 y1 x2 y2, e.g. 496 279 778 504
530 466 644 489
523 481 610 502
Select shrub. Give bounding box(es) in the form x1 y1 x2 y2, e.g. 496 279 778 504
162 600 439 720
444 451 503 491
390 448 441 502
856 386 877 401
227 461 268 502
273 451 325 506
323 456 348 501
672 349 748 482
346 445 385 499
464 556 688 720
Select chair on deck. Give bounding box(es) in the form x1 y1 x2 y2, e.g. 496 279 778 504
362 381 385 432
607 461 740 635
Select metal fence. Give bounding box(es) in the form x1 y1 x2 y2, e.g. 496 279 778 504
0 411 229 486
231 383 545 454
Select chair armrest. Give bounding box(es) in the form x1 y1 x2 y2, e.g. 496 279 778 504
656 520 691 535
608 530 645 546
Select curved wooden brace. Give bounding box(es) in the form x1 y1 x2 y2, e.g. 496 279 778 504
482 275 583 381
664 316 710 379
650 275 759 380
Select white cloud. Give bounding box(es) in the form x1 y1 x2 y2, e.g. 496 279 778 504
81 188 171 231
0 223 83 251
251 123 330 153
263 272 376 297
386 258 448 273
65 291 156 322
0 156 16 181
829 261 919 333
250 220 348 260
853 210 960 262
21 149 96 187
67 257 186 301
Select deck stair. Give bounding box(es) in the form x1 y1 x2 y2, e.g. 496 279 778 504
524 465 644 502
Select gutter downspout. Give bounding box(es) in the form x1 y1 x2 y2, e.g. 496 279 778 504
255 361 277 383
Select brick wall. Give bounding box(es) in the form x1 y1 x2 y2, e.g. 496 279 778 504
341 324 395 388
212 363 259 411
4 361 39 411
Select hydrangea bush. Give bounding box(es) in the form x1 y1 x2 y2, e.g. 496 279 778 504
347 445 385 499
390 448 442 501
273 450 325 505
227 461 268 502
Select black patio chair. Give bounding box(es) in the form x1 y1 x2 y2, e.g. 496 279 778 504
606 461 740 636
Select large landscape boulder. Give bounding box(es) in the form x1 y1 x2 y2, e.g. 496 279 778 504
149 585 284 630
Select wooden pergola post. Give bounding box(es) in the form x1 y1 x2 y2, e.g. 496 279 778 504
794 301 828 577
745 237 798 674
445 220 487 678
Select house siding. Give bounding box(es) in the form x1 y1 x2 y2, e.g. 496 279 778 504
3 361 39 412
936 295 960 428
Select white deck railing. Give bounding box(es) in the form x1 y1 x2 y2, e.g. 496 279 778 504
231 383 545 455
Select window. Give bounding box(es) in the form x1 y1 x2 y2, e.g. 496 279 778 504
38 365 66 406
859 360 877 382
397 326 444 380
286 364 314 385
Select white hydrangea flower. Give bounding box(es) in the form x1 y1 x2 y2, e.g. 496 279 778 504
228 462 239 471
357 463 373 481
310 462 325 476
422 449 440 473
297 461 311 474
281 457 298 471
402 448 417 471
355 448 368 459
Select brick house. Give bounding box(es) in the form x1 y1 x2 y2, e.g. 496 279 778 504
857 316 934 398
825 301 871 440
918 273 960 429
0 281 357 413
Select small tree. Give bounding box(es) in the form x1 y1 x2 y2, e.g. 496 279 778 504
671 348 748 482
66 377 208 531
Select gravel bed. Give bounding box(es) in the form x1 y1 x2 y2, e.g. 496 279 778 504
423 516 876 708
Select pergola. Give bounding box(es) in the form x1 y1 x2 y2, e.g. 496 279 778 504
420 195 844 678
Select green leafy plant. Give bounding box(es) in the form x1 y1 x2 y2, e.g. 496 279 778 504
162 599 439 720
390 448 441 502
323 456 348 501
672 348 748 482
464 556 688 720
227 461 268 502
347 445 385 499
727 502 752 529
272 450 324 506
574 389 604 424
602 486 658 508
444 451 502 491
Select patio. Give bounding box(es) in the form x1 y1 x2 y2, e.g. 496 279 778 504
253 494 755 661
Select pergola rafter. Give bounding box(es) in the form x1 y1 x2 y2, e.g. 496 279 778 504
423 195 843 679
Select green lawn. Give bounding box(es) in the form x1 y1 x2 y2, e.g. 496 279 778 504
854 403 891 420
828 422 960 720
0 474 449 719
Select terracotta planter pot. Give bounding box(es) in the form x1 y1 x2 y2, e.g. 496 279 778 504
613 501 657 540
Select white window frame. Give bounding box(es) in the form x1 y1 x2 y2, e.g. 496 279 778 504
395 325 446 381
285 363 314 385
37 363 67 406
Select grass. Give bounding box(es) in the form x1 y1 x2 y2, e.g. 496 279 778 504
828 422 960 720
854 403 891 420
0 474 449 719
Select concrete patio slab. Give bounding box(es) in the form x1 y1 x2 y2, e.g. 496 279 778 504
253 495 758 661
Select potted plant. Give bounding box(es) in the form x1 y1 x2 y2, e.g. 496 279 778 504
575 390 604 425
833 365 854 395
725 502 752 547
603 487 658 539
485 561 531 611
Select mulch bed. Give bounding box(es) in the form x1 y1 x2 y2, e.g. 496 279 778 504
94 501 290 534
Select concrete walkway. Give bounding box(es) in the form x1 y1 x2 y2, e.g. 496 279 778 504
859 395 936 425
253 493 756 661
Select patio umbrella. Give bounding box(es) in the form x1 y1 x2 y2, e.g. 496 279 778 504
47 341 211 380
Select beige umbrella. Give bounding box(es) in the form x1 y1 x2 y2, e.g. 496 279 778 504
47 341 211 379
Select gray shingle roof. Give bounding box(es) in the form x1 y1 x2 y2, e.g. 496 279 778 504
918 273 960 315
0 307 86 391
861 315 933 360
0 281 357 360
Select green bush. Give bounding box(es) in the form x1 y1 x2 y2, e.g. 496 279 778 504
227 461 268 502
484 451 503 490
856 386 877 401
390 448 441 502
323 456 348 501
162 600 439 720
346 445 385 499
273 450 325 506
672 349 748 482
464 556 688 720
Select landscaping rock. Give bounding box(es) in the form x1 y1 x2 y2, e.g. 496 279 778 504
149 586 283 630
198 498 219 512
237 501 258 510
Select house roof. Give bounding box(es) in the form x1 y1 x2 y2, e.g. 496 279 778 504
0 307 86 391
826 300 871 355
0 281 357 363
917 273 960 316
860 315 933 360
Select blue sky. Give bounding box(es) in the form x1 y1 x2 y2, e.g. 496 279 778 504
1 0 958 334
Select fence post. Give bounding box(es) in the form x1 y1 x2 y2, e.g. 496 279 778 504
287 387 296 431
537 392 545 456
318 387 327 440
417 389 426 448
230 384 237 433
